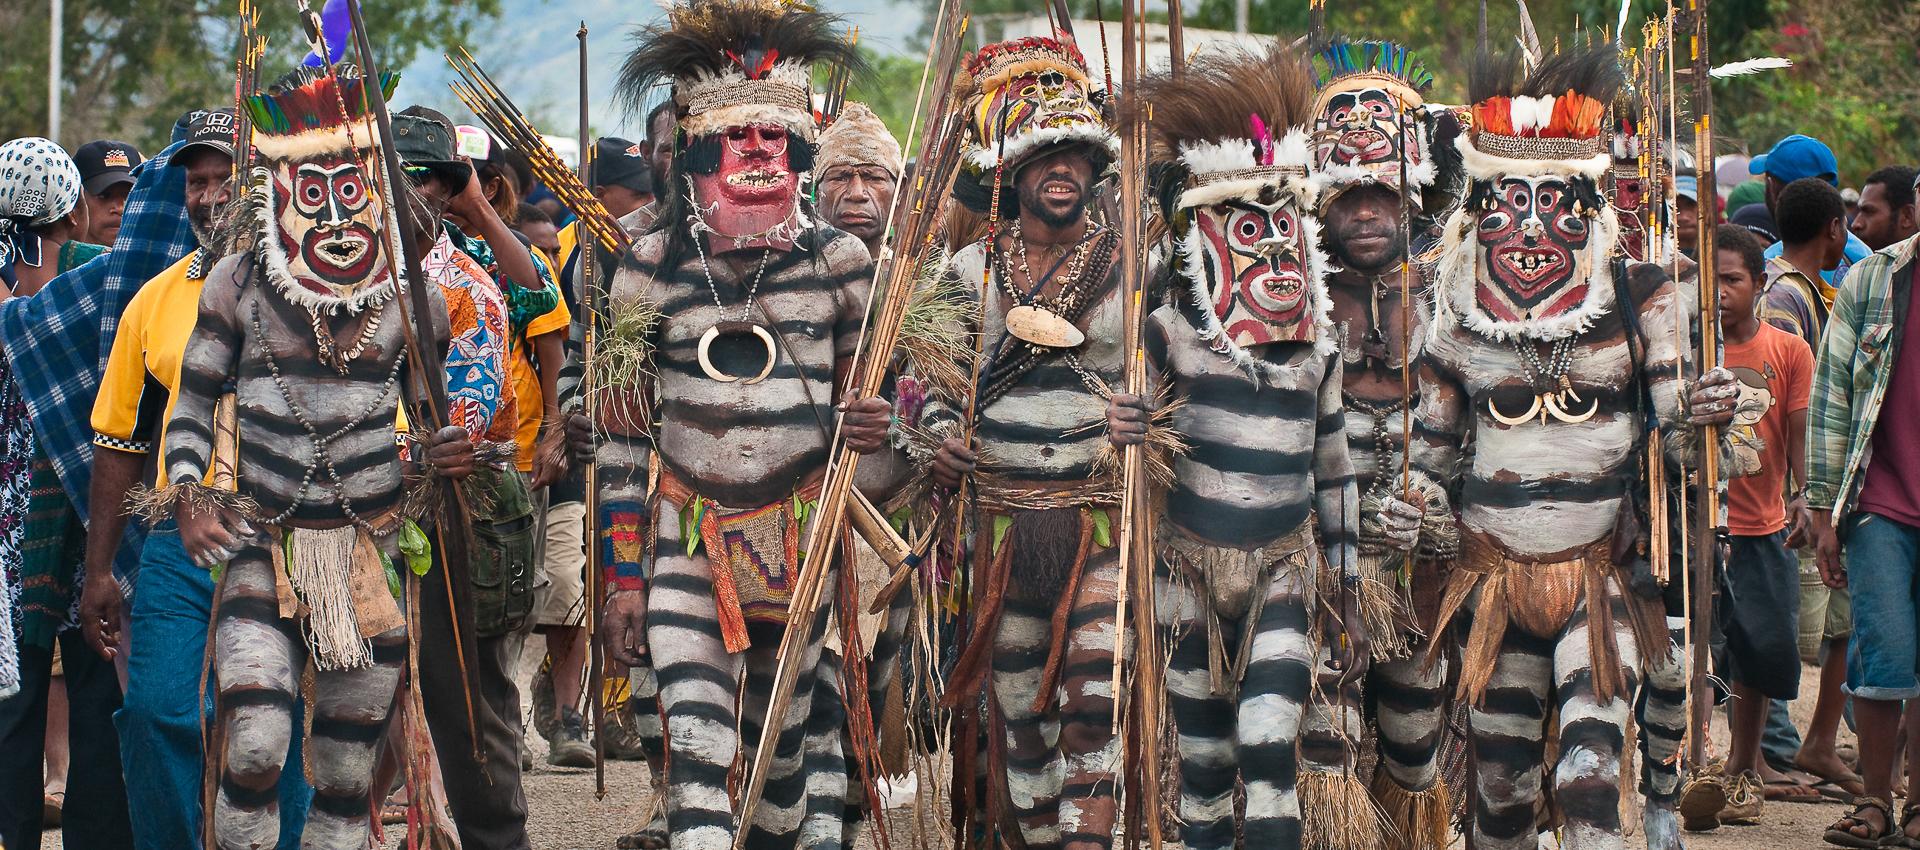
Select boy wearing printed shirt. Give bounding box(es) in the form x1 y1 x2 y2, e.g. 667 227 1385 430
1710 224 1816 816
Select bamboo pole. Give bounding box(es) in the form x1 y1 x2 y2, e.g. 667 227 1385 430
730 5 971 841
1684 0 1720 768
1114 1 1163 845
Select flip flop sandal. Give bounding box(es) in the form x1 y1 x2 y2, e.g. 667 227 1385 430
1895 801 1920 850
1766 778 1832 804
1811 779 1860 803
1826 795 1895 848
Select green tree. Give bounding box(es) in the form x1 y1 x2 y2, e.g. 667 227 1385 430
0 0 499 154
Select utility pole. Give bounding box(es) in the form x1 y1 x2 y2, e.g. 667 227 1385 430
1233 0 1248 32
49 0 63 142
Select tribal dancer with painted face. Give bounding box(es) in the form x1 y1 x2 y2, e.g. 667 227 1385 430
591 3 894 848
1290 38 1460 850
1106 43 1363 850
1387 45 1738 850
140 64 479 849
921 34 1126 850
1606 79 1695 850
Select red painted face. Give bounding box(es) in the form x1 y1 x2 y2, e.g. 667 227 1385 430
268 152 392 302
1185 196 1318 346
1611 169 1649 260
689 123 802 249
1474 175 1594 323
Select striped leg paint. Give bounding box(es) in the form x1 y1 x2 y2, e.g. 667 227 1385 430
1635 619 1687 850
648 499 852 850
1159 570 1238 850
1469 585 1644 850
211 550 404 850
1238 568 1315 850
988 545 1123 850
1370 652 1452 850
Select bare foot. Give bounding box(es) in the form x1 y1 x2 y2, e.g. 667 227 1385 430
1799 747 1867 788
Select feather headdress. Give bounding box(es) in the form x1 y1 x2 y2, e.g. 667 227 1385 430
1460 45 1624 180
246 64 397 160
1309 38 1440 197
951 35 1116 182
1132 42 1320 215
615 0 862 143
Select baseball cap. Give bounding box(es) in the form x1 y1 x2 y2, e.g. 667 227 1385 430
392 106 472 194
1674 175 1699 203
591 137 653 194
1729 202 1778 244
176 108 239 165
72 140 143 195
1748 134 1840 186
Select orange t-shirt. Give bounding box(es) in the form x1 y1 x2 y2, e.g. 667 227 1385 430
1724 321 1813 536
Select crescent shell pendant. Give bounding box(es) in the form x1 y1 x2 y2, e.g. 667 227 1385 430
697 323 777 386
1006 305 1086 348
1543 389 1599 424
1488 394 1544 426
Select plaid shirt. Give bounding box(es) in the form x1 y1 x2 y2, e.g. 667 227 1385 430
1807 233 1920 521
0 140 194 590
0 140 194 520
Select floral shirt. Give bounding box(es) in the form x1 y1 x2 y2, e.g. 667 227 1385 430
424 231 514 444
443 221 559 340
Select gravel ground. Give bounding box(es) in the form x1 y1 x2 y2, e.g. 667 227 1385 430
34 648 1852 850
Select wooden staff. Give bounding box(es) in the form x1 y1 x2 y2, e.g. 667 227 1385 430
333 0 485 761
1684 0 1719 767
1113 0 1164 845
730 3 971 840
571 21 610 798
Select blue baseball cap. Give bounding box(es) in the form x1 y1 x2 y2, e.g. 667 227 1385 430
1674 175 1699 202
1749 134 1839 186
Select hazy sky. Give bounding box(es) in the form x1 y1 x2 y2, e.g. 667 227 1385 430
395 0 924 140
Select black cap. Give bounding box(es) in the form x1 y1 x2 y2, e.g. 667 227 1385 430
393 106 472 194
73 140 143 196
592 137 653 194
176 108 239 166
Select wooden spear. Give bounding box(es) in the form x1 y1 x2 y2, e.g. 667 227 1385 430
573 21 609 799
1684 0 1720 768
1113 0 1164 845
338 0 485 761
730 3 971 840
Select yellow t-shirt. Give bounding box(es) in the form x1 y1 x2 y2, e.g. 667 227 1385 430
555 219 580 280
91 252 205 486
513 250 572 471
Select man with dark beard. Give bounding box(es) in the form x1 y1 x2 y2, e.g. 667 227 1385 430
920 35 1129 850
80 107 317 850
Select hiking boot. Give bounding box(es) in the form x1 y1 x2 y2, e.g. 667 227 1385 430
547 706 595 768
602 700 650 762
531 659 559 745
1679 763 1729 832
1719 770 1764 825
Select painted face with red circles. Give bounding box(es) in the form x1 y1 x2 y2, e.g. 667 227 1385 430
1187 195 1318 346
1473 175 1596 324
268 153 393 304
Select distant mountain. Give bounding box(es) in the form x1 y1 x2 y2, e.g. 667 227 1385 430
396 0 923 139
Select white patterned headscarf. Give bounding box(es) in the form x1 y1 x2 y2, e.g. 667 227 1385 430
0 137 83 270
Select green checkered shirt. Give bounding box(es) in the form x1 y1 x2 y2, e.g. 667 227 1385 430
1807 234 1920 522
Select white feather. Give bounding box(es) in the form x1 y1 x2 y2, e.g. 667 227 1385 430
1615 0 1630 44
1709 57 1793 78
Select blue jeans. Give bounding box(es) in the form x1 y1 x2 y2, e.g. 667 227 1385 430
1844 512 1920 701
114 524 312 850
